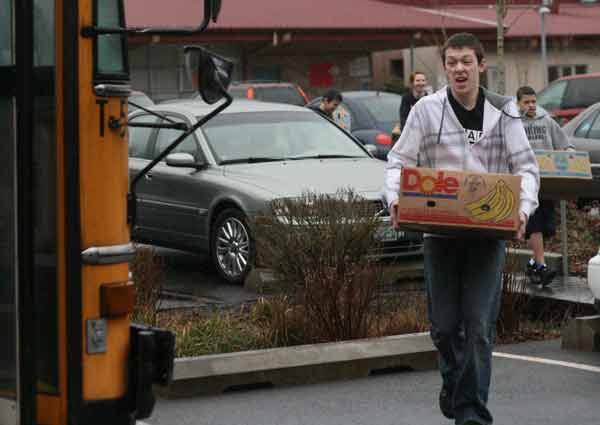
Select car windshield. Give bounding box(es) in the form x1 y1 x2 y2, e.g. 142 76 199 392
537 80 567 111
228 87 247 99
129 93 154 111
200 111 369 164
356 94 402 123
562 77 600 109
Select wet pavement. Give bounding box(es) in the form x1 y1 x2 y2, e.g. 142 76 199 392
143 244 597 315
145 339 600 425
518 274 595 305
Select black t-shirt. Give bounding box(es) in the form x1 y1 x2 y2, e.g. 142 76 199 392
399 92 418 129
447 87 485 145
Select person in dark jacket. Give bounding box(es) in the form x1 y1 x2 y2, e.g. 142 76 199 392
517 85 574 286
399 71 428 130
308 89 342 119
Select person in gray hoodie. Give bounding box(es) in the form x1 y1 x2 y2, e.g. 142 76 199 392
517 85 574 286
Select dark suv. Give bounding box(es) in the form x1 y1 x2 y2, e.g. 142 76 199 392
537 72 600 125
228 81 309 106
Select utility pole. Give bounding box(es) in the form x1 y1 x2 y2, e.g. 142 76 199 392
495 0 506 95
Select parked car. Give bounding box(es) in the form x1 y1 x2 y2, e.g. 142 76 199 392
562 102 600 201
536 72 600 125
227 81 309 106
128 100 423 284
588 251 600 312
308 91 403 161
128 90 154 111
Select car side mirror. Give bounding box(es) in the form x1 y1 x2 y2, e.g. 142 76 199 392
365 144 378 156
165 153 203 169
184 46 233 104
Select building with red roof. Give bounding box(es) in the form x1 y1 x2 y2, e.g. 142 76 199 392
374 0 600 94
125 0 600 101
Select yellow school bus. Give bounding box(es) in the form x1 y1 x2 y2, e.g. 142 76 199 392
0 1 230 424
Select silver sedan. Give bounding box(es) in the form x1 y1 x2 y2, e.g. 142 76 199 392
128 100 422 284
562 102 600 199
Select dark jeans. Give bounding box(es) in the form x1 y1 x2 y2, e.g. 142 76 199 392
424 237 505 425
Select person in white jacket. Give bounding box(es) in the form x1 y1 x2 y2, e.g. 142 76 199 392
384 33 539 425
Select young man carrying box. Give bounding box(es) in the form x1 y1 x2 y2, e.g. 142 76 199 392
384 33 539 425
517 85 574 286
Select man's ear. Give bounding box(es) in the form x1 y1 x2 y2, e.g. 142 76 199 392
478 57 487 73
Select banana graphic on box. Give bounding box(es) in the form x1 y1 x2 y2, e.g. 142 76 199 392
464 180 515 222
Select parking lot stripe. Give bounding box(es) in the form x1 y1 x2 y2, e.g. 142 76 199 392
493 352 600 373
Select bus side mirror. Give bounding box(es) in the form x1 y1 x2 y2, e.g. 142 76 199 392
210 0 223 22
184 46 233 104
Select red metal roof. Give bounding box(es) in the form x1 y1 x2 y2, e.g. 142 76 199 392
426 3 600 38
125 0 497 31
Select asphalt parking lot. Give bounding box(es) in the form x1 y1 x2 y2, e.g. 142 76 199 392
147 245 424 312
145 339 600 425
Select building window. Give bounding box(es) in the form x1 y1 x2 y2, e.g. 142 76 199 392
389 59 404 79
252 65 282 82
548 64 588 83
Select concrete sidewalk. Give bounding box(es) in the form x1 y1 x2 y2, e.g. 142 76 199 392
518 274 595 305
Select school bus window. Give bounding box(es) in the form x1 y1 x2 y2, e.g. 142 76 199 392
33 1 54 66
96 0 127 77
0 96 16 399
33 0 59 394
0 0 11 65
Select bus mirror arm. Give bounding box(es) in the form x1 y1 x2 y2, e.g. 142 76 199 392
127 102 187 126
81 0 222 38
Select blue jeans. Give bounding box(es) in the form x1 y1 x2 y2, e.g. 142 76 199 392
424 237 505 425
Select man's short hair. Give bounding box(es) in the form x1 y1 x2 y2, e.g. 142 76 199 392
409 71 426 84
441 32 485 64
516 86 536 101
323 89 343 103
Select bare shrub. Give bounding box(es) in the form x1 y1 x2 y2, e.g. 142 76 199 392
130 245 164 326
253 189 385 342
496 243 529 340
376 292 429 337
250 296 305 347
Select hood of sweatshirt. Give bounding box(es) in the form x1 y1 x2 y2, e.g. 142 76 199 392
520 106 550 121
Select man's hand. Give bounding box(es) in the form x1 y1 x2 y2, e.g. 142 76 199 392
515 211 528 240
390 200 400 230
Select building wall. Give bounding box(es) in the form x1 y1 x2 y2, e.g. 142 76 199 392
372 46 443 93
371 39 600 96
129 43 375 102
128 43 243 102
247 52 374 100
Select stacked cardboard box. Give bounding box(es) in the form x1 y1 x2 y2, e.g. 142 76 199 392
535 150 592 200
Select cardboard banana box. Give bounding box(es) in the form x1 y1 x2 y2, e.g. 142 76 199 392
535 150 592 200
395 167 521 239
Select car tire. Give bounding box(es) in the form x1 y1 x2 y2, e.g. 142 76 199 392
210 208 253 285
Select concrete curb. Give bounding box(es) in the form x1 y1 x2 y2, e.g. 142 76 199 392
157 332 437 399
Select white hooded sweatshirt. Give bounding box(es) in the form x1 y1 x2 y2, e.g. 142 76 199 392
384 87 540 218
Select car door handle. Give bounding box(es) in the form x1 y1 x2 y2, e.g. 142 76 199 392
145 173 153 181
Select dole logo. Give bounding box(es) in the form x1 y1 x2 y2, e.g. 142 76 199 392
401 168 459 198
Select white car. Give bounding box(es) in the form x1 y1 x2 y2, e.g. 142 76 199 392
587 250 600 310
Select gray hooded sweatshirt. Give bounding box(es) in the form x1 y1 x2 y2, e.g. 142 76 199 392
520 107 574 151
